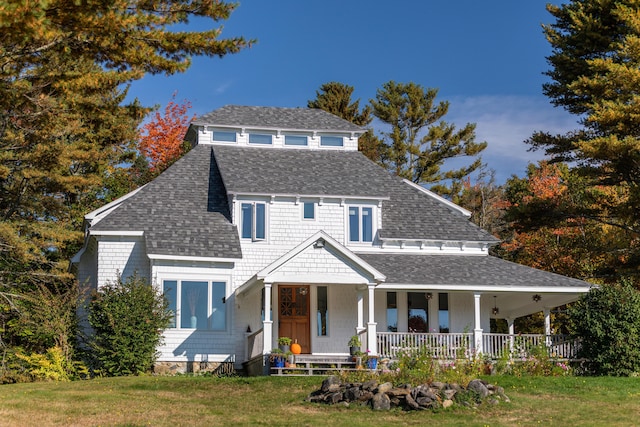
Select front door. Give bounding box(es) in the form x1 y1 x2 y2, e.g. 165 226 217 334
278 285 310 353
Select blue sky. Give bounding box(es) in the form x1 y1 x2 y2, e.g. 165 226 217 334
127 0 577 183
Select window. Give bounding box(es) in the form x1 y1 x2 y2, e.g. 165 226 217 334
320 136 343 147
386 292 398 332
162 280 227 330
317 286 328 336
249 133 272 144
303 202 315 220
212 131 236 142
408 292 429 332
348 206 373 242
241 202 266 240
438 293 449 333
284 135 307 146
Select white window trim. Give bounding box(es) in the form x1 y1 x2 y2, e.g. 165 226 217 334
319 135 344 147
211 130 237 143
302 201 316 221
161 277 231 332
346 204 376 244
240 201 268 242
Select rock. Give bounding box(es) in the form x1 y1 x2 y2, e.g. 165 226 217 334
344 386 362 401
416 396 433 406
387 387 410 397
327 392 344 404
371 392 391 410
467 379 490 398
358 390 374 402
405 393 421 410
431 381 445 390
442 399 454 409
376 382 393 394
362 379 378 391
321 376 341 392
443 389 457 400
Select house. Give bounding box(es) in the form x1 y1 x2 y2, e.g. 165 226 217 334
72 105 592 374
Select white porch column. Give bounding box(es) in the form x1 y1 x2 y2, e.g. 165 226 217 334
262 282 273 355
507 317 515 354
473 293 483 354
543 307 551 347
366 283 377 356
356 287 365 334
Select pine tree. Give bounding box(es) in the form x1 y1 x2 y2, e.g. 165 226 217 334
370 81 487 197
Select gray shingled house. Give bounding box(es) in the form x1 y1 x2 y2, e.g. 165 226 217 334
72 105 592 374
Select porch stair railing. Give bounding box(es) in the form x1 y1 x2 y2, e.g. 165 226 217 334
378 332 581 361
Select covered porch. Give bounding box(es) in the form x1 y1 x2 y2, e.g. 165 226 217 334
237 232 592 372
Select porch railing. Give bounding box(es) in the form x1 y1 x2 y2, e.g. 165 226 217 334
377 332 473 360
483 333 580 360
378 332 581 361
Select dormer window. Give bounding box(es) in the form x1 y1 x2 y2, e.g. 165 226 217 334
348 206 373 243
241 202 266 241
284 135 308 146
249 133 273 145
213 130 236 142
320 136 343 147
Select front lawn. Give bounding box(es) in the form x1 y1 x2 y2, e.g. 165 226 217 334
0 375 638 426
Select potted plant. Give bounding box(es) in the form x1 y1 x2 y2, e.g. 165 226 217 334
278 336 292 353
269 348 285 368
284 351 295 368
363 350 378 370
348 335 361 356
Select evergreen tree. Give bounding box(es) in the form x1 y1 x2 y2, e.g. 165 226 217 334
527 0 640 279
370 81 487 197
308 82 387 163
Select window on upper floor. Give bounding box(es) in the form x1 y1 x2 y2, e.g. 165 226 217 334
284 135 308 146
320 136 343 147
302 201 315 220
241 202 266 241
249 133 273 145
348 206 373 243
212 130 236 142
163 279 227 330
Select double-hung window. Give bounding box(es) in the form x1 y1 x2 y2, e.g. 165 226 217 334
348 206 373 243
163 279 227 330
241 202 266 241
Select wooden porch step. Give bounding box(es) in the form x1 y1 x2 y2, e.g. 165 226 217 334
270 355 365 376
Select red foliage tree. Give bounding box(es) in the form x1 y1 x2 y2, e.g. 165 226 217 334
139 95 195 174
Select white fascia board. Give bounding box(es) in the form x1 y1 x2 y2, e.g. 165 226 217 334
229 191 389 202
90 230 145 236
256 230 386 282
204 124 363 137
147 253 240 263
402 179 471 217
260 273 369 285
84 185 147 223
376 283 594 293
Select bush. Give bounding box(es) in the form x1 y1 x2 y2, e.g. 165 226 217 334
87 274 171 376
568 279 640 376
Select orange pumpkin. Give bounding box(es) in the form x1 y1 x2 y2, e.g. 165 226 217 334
291 340 302 355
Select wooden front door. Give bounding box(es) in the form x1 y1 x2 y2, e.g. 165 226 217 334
278 285 310 353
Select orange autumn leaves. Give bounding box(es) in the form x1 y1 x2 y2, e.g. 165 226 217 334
139 96 195 174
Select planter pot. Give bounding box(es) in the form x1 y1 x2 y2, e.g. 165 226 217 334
349 346 360 356
272 356 285 368
367 357 378 370
279 345 290 353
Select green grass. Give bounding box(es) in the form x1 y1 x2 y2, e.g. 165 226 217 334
0 375 639 426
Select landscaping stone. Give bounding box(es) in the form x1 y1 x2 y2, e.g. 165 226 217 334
306 375 510 412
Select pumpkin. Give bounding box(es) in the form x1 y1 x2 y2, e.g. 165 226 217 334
291 340 302 355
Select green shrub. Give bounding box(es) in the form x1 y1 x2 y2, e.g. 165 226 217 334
568 279 640 376
15 346 89 381
87 274 171 376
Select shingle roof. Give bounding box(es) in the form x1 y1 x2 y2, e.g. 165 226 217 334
212 145 393 198
212 145 497 242
358 253 592 289
90 145 241 259
193 105 364 133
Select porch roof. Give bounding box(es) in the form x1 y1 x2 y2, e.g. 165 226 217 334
358 253 593 293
